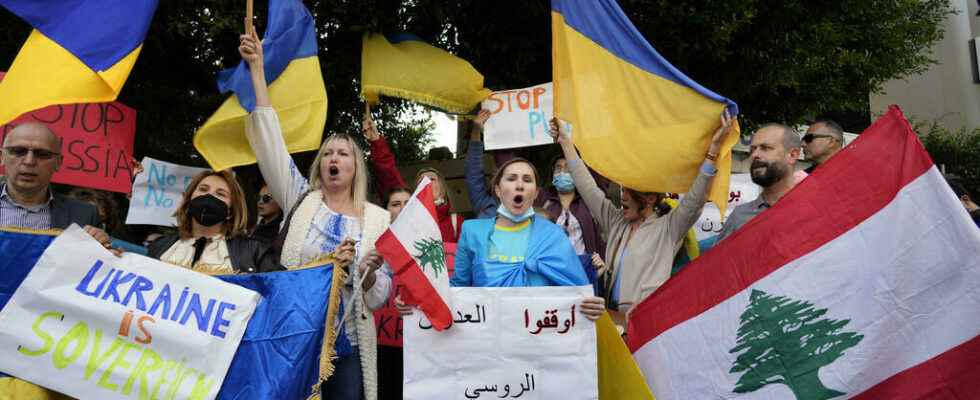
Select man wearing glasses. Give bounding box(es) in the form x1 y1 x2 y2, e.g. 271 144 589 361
802 119 844 173
249 183 283 243
0 122 111 247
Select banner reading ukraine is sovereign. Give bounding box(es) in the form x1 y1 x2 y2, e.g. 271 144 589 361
628 106 980 399
0 225 260 400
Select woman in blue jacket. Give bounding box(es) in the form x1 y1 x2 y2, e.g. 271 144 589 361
401 157 604 319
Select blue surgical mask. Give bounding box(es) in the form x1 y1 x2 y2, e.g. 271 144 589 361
497 204 535 223
552 172 575 193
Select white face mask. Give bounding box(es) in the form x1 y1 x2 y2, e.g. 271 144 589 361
497 204 535 223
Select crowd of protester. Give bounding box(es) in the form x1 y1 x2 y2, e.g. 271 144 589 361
2 31 979 400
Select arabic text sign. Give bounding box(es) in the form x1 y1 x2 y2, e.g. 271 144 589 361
688 173 761 241
482 82 555 150
0 225 260 400
404 285 597 400
126 157 209 226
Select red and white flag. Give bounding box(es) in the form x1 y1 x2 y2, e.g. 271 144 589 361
375 177 453 331
628 106 980 399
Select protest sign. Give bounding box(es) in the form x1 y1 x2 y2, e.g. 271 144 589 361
0 225 260 400
0 72 138 194
126 157 209 227
404 285 597 400
481 82 556 150
688 173 761 241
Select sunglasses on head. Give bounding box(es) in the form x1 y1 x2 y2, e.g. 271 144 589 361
3 146 59 160
258 194 274 204
802 134 835 144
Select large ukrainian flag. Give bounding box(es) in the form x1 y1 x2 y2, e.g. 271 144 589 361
0 0 158 125
194 0 327 172
552 0 740 215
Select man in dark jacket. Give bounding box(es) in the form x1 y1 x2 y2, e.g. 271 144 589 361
250 184 283 243
0 123 110 245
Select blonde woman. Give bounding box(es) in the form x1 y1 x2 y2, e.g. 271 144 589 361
239 31 390 400
147 170 280 274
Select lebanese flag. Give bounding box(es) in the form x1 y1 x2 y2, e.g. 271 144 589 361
375 177 453 331
628 106 980 399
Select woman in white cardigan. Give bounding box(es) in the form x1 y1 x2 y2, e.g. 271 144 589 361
239 31 390 400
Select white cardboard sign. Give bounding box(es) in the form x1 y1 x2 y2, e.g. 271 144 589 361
404 285 597 400
0 225 260 400
126 157 208 226
482 82 556 150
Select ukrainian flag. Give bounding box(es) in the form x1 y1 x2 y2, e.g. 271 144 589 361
194 0 327 172
0 0 158 125
552 0 740 215
361 33 491 114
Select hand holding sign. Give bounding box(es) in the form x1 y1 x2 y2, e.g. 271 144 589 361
480 82 555 150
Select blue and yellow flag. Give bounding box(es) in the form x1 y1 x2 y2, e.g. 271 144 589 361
361 33 491 114
0 228 67 398
0 228 343 400
194 0 327 172
0 0 158 125
552 0 740 215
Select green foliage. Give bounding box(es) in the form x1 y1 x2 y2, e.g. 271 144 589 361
915 123 980 196
0 0 954 164
729 289 863 400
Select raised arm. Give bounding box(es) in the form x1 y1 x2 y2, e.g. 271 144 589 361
665 112 735 243
550 118 621 234
362 105 406 197
239 27 308 212
464 109 498 217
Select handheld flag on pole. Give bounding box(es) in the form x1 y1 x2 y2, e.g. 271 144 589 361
194 0 327 172
361 33 491 114
551 0 740 216
375 177 454 331
0 0 158 125
628 106 980 399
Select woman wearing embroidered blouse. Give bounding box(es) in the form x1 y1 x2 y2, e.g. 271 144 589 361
239 31 390 400
147 170 281 274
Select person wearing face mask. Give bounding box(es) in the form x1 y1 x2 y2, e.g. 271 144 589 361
240 30 390 400
541 156 606 266
147 170 282 274
551 113 736 322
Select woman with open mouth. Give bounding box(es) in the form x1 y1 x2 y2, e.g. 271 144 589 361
447 157 605 321
238 31 390 400
551 113 736 328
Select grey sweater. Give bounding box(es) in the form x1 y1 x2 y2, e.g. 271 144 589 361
569 159 712 314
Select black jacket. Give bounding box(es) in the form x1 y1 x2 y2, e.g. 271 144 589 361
249 213 283 244
0 184 99 229
147 234 284 273
51 194 100 229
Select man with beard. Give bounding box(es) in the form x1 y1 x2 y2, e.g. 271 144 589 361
716 123 801 242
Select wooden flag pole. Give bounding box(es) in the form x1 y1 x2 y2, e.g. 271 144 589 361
245 0 254 36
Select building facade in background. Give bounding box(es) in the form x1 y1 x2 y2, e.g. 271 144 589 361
871 0 980 131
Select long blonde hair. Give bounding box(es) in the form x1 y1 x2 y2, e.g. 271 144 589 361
308 134 369 215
